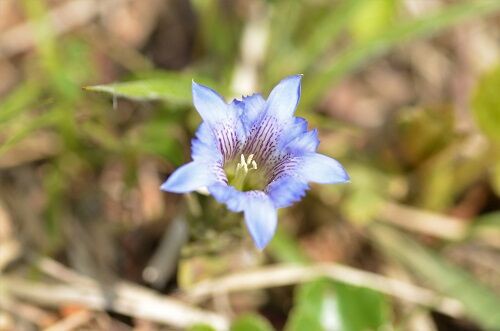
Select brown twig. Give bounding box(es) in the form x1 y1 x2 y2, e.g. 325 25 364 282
0 295 57 328
43 310 94 331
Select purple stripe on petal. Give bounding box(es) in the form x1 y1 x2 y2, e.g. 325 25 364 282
213 121 244 163
242 116 283 163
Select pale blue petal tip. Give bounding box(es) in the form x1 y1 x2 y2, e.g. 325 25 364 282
243 193 278 250
160 162 215 194
266 74 303 120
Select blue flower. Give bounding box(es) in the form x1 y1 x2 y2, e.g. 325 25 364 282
161 75 349 249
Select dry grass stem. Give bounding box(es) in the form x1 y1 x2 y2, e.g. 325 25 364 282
43 310 94 331
380 202 467 240
186 263 464 317
1 276 230 331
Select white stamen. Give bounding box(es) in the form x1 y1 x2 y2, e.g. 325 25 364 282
247 154 254 165
233 153 259 190
236 153 258 175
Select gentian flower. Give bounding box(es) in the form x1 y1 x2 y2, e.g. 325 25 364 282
161 75 349 249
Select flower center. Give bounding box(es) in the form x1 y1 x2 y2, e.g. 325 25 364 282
225 153 265 191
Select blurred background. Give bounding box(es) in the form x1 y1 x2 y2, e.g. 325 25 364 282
1 0 500 330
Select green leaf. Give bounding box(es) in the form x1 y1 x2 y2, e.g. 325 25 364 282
231 314 275 331
349 0 398 42
84 73 221 105
268 229 310 264
286 278 391 331
0 80 41 125
85 78 192 104
286 279 335 331
333 281 391 331
492 158 500 196
470 212 500 245
472 65 500 143
302 0 500 108
371 223 500 329
268 0 367 79
128 120 184 165
188 324 216 331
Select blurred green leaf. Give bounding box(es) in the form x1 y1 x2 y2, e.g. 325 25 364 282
188 324 216 331
415 138 491 211
333 281 391 331
341 165 387 224
371 224 500 329
492 159 500 196
349 0 398 42
301 0 367 62
286 278 391 331
472 65 500 143
474 212 500 228
268 0 367 80
231 314 275 331
0 111 61 156
0 80 41 125
470 212 500 244
191 0 242 66
128 120 184 165
286 279 335 331
268 229 309 264
22 0 81 100
394 107 454 168
302 0 500 108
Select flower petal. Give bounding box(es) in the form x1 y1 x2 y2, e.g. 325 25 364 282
191 101 247 164
266 175 309 208
161 161 218 193
298 153 350 184
242 192 278 249
192 81 230 125
209 185 278 249
209 183 246 212
236 94 266 133
191 123 222 163
266 75 302 121
285 129 319 154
